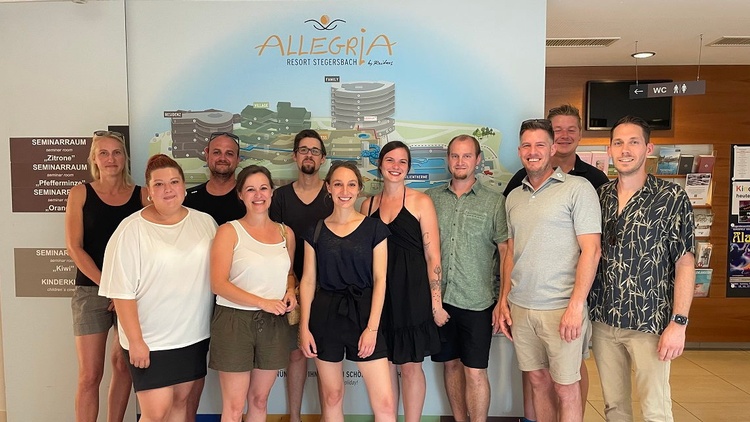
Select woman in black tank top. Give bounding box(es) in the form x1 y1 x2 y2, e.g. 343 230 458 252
65 131 147 422
360 141 445 422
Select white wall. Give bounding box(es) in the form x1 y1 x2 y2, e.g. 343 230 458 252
0 1 545 419
0 1 134 420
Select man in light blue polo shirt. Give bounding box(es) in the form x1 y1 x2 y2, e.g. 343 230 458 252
494 119 601 422
427 134 508 422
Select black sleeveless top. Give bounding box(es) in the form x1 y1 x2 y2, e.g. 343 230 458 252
75 183 143 287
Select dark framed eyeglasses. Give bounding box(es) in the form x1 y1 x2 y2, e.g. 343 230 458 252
93 130 125 141
520 118 552 129
521 118 550 125
295 146 323 156
605 218 620 246
209 131 240 146
520 118 553 138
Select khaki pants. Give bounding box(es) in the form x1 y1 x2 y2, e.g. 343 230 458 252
591 321 673 422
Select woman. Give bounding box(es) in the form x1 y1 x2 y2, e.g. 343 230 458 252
65 130 148 422
299 161 396 422
360 141 447 422
209 165 297 422
99 154 216 422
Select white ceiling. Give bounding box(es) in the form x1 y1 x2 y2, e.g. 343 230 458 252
3 0 749 66
546 0 750 66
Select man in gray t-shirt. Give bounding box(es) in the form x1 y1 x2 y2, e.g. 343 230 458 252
493 119 601 422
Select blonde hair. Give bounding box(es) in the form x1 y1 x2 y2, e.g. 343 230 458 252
88 133 134 186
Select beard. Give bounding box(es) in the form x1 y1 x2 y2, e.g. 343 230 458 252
450 169 471 180
210 164 235 181
300 161 317 175
526 164 549 176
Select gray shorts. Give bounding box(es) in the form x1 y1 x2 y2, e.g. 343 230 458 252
71 285 115 336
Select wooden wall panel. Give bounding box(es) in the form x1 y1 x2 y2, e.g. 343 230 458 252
546 66 750 342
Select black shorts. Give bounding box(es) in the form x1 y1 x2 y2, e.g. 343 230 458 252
431 303 494 369
309 287 388 363
123 338 209 392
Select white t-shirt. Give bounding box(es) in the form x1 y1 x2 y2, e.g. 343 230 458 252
99 208 217 351
216 220 291 311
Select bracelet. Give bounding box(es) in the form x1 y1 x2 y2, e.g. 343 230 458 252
367 326 378 332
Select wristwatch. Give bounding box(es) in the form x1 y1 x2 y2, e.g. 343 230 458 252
671 314 689 326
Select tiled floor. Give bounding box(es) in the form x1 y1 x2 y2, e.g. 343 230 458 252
583 349 750 422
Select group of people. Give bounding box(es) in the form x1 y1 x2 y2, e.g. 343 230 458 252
66 103 694 422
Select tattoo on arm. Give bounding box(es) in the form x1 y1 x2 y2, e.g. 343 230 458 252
429 266 442 291
423 232 431 248
430 266 443 310
430 279 441 291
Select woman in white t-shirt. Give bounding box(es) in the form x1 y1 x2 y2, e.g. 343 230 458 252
209 165 297 422
100 154 216 422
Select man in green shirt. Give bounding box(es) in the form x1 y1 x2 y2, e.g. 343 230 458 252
426 135 508 422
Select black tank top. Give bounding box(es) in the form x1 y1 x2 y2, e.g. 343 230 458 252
74 183 143 287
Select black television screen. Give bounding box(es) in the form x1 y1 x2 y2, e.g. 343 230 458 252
586 80 673 131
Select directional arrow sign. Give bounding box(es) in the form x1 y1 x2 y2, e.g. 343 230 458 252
631 86 647 99
630 80 706 99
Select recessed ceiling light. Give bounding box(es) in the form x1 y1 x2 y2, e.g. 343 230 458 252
631 51 656 59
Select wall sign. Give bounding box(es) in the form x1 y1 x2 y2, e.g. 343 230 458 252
9 137 90 213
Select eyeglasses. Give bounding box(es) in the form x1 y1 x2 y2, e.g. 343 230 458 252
605 219 620 246
521 118 552 129
520 119 554 139
295 146 323 156
209 132 241 146
93 130 125 141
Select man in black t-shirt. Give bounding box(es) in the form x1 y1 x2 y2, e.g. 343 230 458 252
184 132 245 225
269 129 333 422
181 131 244 418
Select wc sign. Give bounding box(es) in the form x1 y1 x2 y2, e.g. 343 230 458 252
630 80 706 99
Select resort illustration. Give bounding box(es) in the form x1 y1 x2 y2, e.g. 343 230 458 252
150 81 511 195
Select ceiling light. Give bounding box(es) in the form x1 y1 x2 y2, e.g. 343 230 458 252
631 51 656 59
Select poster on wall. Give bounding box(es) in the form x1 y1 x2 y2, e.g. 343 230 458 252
124 0 545 417
728 145 750 297
126 1 545 196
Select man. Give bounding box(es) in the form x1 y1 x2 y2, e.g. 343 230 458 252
183 131 246 225
503 104 609 196
269 129 333 422
182 131 245 418
426 135 507 422
590 115 695 422
495 119 601 422
502 105 607 421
